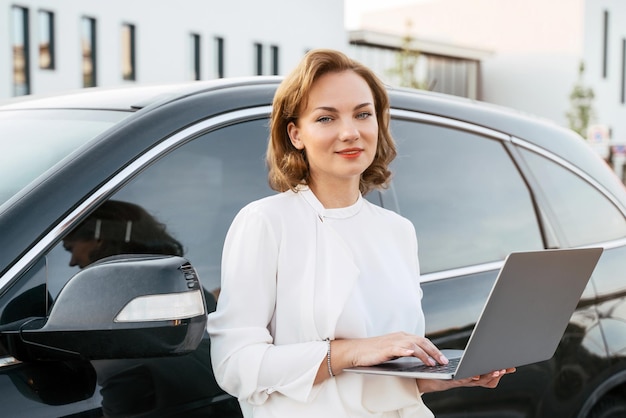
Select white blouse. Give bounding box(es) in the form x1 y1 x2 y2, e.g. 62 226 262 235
206 187 434 418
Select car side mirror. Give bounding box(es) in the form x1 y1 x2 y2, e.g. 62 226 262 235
2 255 207 362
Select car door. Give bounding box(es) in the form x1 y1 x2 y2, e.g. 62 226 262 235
0 110 274 417
383 112 561 416
513 144 626 415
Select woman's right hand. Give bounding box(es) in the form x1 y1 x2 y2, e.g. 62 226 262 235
343 332 449 368
315 332 448 383
314 332 448 383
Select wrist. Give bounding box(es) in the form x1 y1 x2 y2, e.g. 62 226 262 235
325 339 335 377
416 378 438 394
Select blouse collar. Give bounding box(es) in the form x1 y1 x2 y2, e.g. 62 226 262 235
297 185 363 220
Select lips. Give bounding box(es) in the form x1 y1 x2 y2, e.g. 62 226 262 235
336 148 364 158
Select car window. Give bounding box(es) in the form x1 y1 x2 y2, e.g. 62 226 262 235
388 119 543 273
519 148 626 246
0 109 130 209
0 259 48 357
45 117 274 301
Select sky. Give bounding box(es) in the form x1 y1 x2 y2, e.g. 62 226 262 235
344 0 430 29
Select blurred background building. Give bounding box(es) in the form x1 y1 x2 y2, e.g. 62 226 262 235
348 29 491 100
3 0 625 178
350 0 625 180
1 0 346 98
583 1 626 179
353 0 584 128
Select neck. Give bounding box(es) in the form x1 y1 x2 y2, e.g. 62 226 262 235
308 180 360 209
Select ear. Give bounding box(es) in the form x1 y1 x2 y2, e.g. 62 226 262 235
287 121 304 150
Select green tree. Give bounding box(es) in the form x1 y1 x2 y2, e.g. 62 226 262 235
566 62 595 138
387 20 429 90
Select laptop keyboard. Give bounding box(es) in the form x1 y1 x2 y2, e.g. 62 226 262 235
398 357 460 374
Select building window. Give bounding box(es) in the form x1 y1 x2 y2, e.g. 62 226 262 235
270 45 279 75
254 43 263 75
215 36 224 78
81 16 97 87
121 23 136 81
12 6 30 96
603 10 609 79
38 10 55 70
190 33 201 80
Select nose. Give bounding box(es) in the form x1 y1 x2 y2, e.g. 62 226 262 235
69 253 78 267
339 118 359 142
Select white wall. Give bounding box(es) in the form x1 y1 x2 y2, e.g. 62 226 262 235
1 0 347 99
481 52 581 125
583 0 626 147
359 0 585 127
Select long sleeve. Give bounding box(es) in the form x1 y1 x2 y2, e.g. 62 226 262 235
206 202 327 405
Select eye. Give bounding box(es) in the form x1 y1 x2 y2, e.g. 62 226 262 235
316 116 333 123
356 112 373 120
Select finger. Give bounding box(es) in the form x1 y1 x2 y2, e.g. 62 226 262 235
411 338 448 365
405 346 437 366
478 371 507 388
409 346 444 366
465 372 499 384
486 375 505 388
390 345 420 359
387 336 435 365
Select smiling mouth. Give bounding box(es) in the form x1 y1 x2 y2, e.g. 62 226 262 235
337 149 363 158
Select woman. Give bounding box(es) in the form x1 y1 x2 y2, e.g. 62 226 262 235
206 49 514 417
63 199 184 268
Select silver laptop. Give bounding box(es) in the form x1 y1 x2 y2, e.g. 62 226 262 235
344 247 603 380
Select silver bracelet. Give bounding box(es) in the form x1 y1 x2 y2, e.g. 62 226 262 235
325 338 334 377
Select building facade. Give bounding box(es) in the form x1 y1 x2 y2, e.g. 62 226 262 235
583 0 626 179
2 0 346 99
348 29 491 100
357 0 585 129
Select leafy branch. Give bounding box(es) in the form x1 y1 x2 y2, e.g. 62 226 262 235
566 62 595 138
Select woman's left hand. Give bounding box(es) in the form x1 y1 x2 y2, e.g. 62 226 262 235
417 368 516 394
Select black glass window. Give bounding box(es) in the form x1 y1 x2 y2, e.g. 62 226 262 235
271 45 279 75
388 119 542 273
214 36 224 78
45 117 273 301
0 259 47 333
520 148 626 246
38 10 55 70
254 43 263 75
190 33 201 80
12 6 30 96
121 23 136 81
81 17 97 87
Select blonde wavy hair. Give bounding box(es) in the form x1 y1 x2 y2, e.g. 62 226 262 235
267 49 396 195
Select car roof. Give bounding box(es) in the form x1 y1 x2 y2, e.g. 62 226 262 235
0 75 539 124
0 76 594 168
0 76 283 112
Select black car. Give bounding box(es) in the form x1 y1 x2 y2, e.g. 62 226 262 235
1 77 626 417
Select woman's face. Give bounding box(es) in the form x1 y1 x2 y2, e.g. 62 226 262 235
63 238 100 268
287 70 378 189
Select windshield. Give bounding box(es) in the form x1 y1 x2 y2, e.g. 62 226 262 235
0 109 130 208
